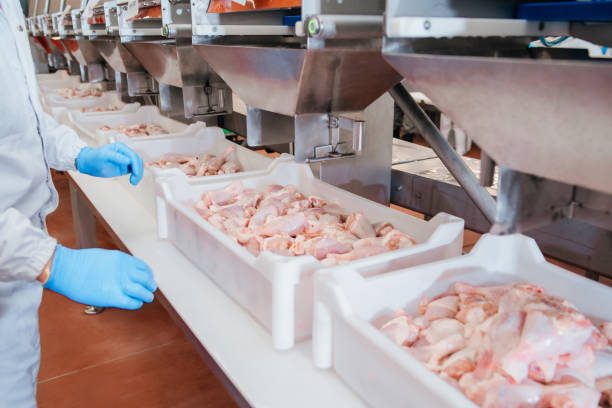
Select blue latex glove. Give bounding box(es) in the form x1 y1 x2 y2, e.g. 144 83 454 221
76 142 144 185
44 245 157 310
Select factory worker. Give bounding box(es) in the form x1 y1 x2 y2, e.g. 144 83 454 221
0 0 158 406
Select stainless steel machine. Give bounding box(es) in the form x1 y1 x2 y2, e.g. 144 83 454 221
383 1 612 279
190 1 402 203
111 0 233 121
29 0 612 280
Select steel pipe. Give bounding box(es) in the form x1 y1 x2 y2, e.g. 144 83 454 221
306 14 383 39
480 150 496 187
389 82 497 224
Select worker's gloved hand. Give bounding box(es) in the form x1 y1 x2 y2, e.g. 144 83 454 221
76 143 144 185
44 245 157 310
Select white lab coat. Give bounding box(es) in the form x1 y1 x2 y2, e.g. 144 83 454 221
0 0 86 406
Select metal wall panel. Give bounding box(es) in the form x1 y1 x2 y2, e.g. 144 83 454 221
27 0 36 16
65 0 82 9
48 0 62 13
36 0 46 15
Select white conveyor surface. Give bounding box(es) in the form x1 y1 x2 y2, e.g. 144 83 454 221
66 170 366 408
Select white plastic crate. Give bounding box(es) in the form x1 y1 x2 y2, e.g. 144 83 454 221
312 233 612 408
156 160 464 350
115 128 277 216
37 70 81 92
41 89 131 118
52 102 141 128
65 106 192 147
36 73 140 121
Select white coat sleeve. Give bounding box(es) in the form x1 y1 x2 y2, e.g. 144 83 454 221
0 208 57 282
42 112 87 171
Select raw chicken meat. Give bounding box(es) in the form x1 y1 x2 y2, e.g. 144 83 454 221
147 146 242 177
81 105 119 112
302 237 352 261
380 282 612 407
346 212 376 239
57 83 104 98
421 295 459 321
255 213 308 237
321 245 389 265
192 181 417 264
92 106 117 112
99 123 167 137
380 310 421 347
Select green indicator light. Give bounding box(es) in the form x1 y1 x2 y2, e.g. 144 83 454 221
308 19 318 35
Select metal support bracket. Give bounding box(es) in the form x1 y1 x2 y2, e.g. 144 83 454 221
183 85 232 119
390 82 497 224
307 114 364 162
126 71 159 97
479 150 496 187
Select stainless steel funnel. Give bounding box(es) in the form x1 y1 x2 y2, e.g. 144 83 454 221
383 52 612 195
123 42 182 87
194 44 402 116
93 38 144 73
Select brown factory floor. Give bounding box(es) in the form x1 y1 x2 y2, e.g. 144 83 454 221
37 171 610 407
38 173 237 408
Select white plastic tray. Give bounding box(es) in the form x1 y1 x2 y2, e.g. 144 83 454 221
116 128 276 216
53 102 141 128
156 160 464 350
312 233 612 408
37 70 82 92
65 106 192 147
41 90 132 118
36 74 140 120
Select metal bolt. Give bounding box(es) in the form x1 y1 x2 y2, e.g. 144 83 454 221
328 115 339 128
423 20 431 30
84 305 104 315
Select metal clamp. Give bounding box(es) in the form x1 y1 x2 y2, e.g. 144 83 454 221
185 86 231 118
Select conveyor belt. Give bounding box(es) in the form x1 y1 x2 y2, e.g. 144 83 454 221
66 170 367 408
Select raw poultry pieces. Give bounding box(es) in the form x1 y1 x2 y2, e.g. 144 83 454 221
99 123 166 137
56 83 104 99
192 181 416 265
147 146 241 177
380 283 612 407
80 106 119 112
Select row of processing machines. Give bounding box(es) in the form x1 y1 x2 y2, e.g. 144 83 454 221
25 0 612 278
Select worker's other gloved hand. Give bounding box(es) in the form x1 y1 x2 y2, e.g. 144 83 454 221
76 142 144 185
44 245 157 310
